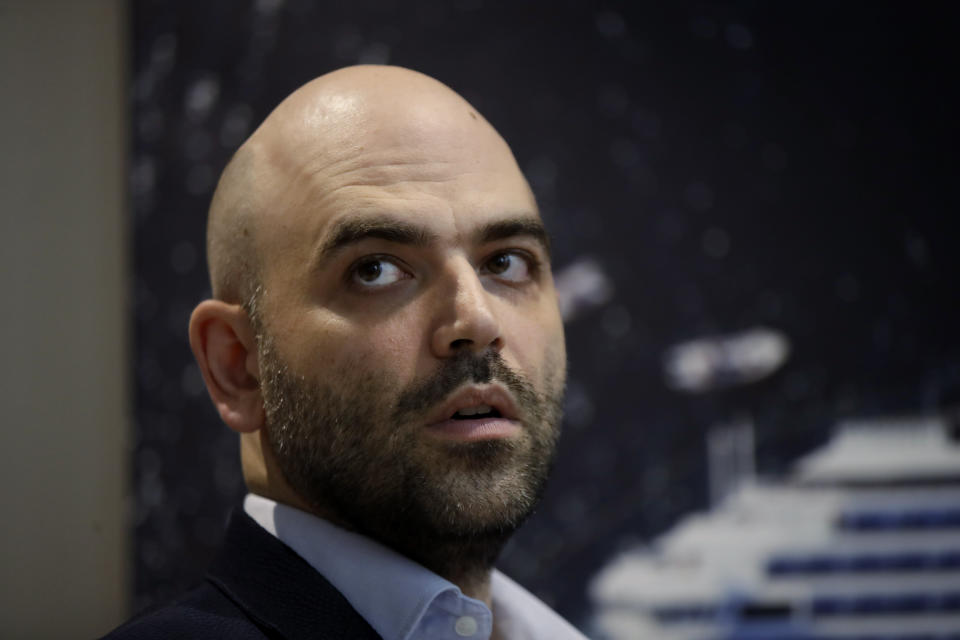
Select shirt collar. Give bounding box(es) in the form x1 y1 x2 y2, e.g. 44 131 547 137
244 493 492 640
244 493 588 640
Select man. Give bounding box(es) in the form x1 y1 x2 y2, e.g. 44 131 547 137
107 65 582 639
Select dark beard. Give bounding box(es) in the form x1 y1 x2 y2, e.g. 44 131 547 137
257 334 564 580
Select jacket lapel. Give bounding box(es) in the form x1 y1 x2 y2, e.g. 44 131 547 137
207 509 382 640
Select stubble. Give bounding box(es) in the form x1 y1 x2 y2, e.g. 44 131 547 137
256 328 565 577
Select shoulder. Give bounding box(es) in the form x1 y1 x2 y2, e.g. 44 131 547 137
100 581 270 640
102 508 381 640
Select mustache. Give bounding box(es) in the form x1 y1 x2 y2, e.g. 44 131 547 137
392 350 536 423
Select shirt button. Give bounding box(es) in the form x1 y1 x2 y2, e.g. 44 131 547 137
454 615 478 637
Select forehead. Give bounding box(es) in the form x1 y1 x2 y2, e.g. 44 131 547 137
256 111 538 267
318 147 535 227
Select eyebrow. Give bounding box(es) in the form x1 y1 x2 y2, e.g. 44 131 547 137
473 217 551 256
314 213 551 265
316 216 437 264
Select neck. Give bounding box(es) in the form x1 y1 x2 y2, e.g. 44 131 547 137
458 571 493 608
388 527 509 607
311 497 508 606
241 430 316 514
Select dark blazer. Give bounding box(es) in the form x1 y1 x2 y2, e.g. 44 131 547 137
103 509 382 639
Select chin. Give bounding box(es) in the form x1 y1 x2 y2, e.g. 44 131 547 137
414 456 545 535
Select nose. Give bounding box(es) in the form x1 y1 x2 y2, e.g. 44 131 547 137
430 262 503 358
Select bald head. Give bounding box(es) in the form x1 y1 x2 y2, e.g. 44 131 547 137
205 65 527 308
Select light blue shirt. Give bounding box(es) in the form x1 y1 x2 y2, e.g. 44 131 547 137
244 494 588 640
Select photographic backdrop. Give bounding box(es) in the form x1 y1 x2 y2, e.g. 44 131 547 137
130 1 959 628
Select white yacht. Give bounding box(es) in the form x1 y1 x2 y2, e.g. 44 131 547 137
589 413 960 640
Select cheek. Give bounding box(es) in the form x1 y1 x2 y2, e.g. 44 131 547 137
302 310 423 383
505 305 566 383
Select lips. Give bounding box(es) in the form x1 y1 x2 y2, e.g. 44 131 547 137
424 384 522 442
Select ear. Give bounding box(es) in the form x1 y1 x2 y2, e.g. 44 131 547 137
189 299 264 433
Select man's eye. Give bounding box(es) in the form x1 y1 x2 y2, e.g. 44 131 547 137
483 252 532 282
350 258 408 288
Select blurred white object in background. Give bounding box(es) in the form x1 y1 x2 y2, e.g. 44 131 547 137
589 412 960 640
554 258 615 323
708 417 756 507
663 327 791 393
795 415 960 485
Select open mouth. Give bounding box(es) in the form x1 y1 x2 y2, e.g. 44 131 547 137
430 385 519 426
451 404 503 420
428 390 521 442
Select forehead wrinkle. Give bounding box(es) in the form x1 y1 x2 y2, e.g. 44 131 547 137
319 150 463 188
328 164 464 191
286 153 465 227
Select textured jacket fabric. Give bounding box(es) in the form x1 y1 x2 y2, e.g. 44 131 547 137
102 509 382 639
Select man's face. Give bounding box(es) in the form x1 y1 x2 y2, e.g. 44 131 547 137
250 98 567 548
